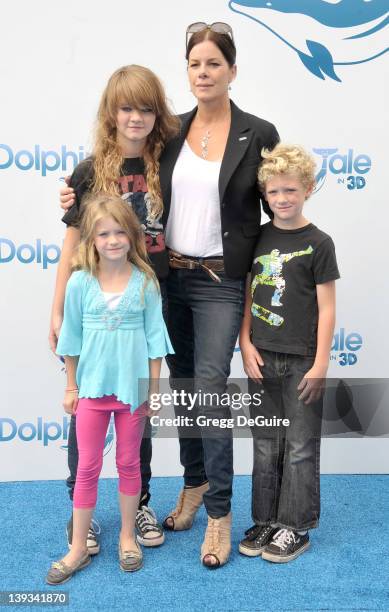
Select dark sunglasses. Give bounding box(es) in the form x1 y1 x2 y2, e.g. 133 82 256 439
186 22 234 49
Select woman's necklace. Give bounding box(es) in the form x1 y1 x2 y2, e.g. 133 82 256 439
195 109 231 160
200 130 211 159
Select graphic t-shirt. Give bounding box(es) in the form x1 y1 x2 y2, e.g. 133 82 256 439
61 157 169 279
250 222 340 356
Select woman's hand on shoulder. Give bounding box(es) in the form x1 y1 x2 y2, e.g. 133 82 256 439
63 389 79 415
60 186 75 210
60 176 75 210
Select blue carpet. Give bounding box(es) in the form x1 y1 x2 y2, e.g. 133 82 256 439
0 476 388 611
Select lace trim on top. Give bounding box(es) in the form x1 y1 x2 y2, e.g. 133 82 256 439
88 267 144 331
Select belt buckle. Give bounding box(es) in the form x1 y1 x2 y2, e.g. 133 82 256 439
201 263 222 283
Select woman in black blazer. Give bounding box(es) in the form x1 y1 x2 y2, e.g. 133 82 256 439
160 22 279 568
160 99 279 278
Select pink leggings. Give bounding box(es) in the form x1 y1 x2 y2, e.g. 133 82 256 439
74 396 146 509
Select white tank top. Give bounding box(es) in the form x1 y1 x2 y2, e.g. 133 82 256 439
165 140 223 257
103 291 124 310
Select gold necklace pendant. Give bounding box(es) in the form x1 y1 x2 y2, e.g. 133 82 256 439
201 130 211 159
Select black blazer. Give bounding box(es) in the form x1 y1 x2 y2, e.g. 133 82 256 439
160 100 279 279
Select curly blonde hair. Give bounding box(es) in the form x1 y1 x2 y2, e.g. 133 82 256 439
258 144 316 192
92 65 180 218
72 193 157 288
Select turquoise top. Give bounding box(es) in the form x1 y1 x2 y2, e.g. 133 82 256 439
56 267 174 411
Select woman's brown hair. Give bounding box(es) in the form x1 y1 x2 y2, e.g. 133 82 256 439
186 27 236 66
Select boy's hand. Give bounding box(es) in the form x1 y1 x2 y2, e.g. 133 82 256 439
49 313 63 353
241 341 264 382
63 390 79 415
297 365 327 404
60 178 75 210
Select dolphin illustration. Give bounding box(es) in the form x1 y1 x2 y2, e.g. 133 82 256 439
229 0 389 81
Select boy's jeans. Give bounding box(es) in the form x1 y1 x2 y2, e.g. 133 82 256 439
249 349 323 531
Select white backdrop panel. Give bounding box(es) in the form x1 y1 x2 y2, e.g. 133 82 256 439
1 0 388 481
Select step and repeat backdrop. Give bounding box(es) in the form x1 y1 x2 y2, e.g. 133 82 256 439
1 0 388 481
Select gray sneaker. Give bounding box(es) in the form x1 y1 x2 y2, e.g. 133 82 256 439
66 516 101 555
135 505 165 547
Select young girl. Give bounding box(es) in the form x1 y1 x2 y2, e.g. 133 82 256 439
46 194 173 584
50 65 179 552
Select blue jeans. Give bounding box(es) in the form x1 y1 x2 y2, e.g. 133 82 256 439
249 349 323 531
66 279 168 508
166 267 245 518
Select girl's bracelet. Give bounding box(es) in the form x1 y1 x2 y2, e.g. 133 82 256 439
65 388 79 393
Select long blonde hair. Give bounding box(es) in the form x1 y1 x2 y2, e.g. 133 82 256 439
92 65 180 218
73 193 157 285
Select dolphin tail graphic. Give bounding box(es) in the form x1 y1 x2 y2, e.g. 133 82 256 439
298 40 341 82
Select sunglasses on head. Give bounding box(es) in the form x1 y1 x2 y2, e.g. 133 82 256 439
186 22 234 50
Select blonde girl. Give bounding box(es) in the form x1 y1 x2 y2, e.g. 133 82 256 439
46 194 173 584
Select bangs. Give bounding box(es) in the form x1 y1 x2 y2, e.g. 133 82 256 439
109 70 161 115
102 200 140 236
109 207 133 233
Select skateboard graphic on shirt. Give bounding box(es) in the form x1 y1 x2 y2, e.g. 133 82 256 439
251 302 284 327
251 245 313 326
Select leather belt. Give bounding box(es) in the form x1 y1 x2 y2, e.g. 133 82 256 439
168 249 224 283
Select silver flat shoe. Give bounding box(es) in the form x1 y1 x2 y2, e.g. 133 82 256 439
46 553 91 585
118 540 143 572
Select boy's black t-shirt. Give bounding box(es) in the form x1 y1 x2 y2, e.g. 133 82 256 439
250 222 340 356
61 157 169 279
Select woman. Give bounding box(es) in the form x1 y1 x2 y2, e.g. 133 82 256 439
60 23 279 568
157 22 279 568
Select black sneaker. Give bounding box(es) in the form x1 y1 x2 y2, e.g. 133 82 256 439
66 516 101 556
135 505 165 547
262 528 310 563
238 524 278 557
